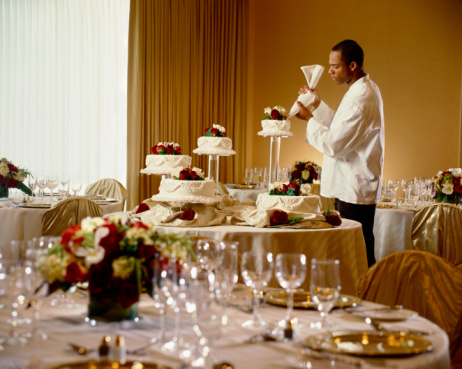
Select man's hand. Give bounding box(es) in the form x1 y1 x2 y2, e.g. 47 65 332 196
296 101 313 121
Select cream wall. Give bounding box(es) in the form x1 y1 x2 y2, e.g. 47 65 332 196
245 0 462 184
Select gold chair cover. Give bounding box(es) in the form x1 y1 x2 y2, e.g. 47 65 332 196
357 250 462 357
85 178 128 210
411 203 462 266
42 197 103 237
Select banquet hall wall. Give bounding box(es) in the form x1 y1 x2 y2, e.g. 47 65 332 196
245 0 462 183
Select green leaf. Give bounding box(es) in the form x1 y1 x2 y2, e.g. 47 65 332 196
16 181 33 196
288 216 303 224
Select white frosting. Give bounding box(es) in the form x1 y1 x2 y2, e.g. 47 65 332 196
193 137 236 156
258 120 293 137
256 193 321 215
152 178 221 203
140 155 191 174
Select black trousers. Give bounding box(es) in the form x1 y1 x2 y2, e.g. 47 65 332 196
335 198 377 267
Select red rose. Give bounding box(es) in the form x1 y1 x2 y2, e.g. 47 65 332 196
65 261 87 283
325 213 342 227
166 146 173 154
60 224 82 247
189 171 198 180
307 165 314 172
174 147 181 155
117 281 140 308
270 210 289 225
282 184 289 194
292 170 301 180
453 177 461 186
455 185 462 194
181 209 195 221
99 224 124 259
157 144 166 154
211 128 219 136
151 145 158 154
180 169 190 180
271 109 280 120
7 163 18 173
312 172 318 180
136 203 150 214
5 178 18 188
88 262 113 294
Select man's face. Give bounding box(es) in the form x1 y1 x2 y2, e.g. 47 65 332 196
328 50 353 85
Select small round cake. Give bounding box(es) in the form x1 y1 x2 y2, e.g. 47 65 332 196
258 119 293 137
256 192 321 214
193 137 236 156
140 155 192 175
152 178 221 203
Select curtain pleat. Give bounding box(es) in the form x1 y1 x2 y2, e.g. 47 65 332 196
127 0 247 210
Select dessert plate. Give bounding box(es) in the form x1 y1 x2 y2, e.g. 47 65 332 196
49 360 172 369
265 290 361 309
346 307 418 322
303 330 433 357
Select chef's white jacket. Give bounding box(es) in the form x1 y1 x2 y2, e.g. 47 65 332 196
306 75 384 205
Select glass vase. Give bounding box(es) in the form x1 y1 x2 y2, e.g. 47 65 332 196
0 182 9 199
88 293 139 322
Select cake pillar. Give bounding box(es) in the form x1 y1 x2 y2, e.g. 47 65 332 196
207 154 220 195
269 137 281 184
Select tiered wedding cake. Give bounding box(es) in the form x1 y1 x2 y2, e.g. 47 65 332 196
140 142 191 175
258 105 293 137
193 124 236 156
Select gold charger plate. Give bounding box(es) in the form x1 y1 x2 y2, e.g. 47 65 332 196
49 360 172 369
265 290 361 309
18 203 51 208
303 331 433 357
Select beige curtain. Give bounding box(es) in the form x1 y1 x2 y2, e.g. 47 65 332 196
127 0 247 210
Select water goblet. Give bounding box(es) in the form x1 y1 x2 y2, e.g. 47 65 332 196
310 258 341 329
254 167 263 189
241 251 274 328
59 174 70 199
195 239 224 289
46 173 58 203
28 174 37 198
71 174 82 196
36 172 47 204
245 168 253 185
387 179 399 203
275 253 307 330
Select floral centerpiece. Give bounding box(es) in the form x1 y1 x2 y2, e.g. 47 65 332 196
173 167 205 181
204 124 226 137
290 160 321 184
269 181 312 196
36 215 194 322
263 105 287 121
151 142 182 155
0 158 33 198
433 168 462 204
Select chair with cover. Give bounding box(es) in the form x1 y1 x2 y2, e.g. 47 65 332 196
357 250 462 360
411 203 462 266
85 178 128 211
42 197 103 236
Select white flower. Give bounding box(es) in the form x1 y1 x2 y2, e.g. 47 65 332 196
172 167 182 178
442 183 454 195
0 163 9 176
81 217 105 233
192 167 204 178
279 107 287 115
218 125 226 133
112 256 136 280
264 107 271 115
450 168 462 177
300 184 311 195
269 181 284 191
84 246 105 268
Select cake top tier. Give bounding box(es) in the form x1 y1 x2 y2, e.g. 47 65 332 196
204 124 226 137
151 142 182 155
263 105 287 121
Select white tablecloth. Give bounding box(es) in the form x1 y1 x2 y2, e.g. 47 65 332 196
153 219 368 296
0 289 450 369
0 200 123 257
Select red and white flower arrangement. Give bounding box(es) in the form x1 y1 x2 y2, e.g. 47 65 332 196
151 142 182 155
172 167 205 181
290 160 321 184
433 168 462 204
205 124 226 137
0 157 33 197
269 181 312 196
263 105 287 121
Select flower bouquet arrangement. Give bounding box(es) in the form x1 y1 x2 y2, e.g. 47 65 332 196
204 124 226 137
36 215 194 321
269 181 312 196
263 105 287 121
173 167 205 181
290 161 321 184
433 168 462 204
269 210 302 226
151 142 182 155
0 158 33 198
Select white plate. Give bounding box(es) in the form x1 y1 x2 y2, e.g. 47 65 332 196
348 308 418 322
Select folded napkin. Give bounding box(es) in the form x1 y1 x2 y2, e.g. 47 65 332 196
288 64 324 118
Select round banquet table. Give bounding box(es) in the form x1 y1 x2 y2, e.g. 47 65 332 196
153 219 368 296
0 287 450 369
0 199 123 257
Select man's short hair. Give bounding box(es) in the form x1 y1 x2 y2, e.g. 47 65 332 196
332 40 364 68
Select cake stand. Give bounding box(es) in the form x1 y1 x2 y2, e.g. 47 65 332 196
194 152 235 195
257 132 291 184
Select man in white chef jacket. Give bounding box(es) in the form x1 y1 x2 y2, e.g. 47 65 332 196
295 39 384 267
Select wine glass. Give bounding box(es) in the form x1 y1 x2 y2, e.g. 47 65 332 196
28 174 37 198
241 251 274 328
71 174 82 196
36 172 47 204
46 173 58 203
245 168 253 185
310 258 341 329
401 179 413 205
59 174 70 199
214 241 238 326
275 253 307 330
387 180 399 203
195 239 224 290
254 167 263 189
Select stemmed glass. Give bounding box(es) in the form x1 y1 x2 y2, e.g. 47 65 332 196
36 172 47 204
245 168 253 185
46 173 58 203
28 174 37 199
241 251 274 328
254 168 263 189
387 180 399 203
59 174 70 199
195 239 224 290
71 174 82 196
275 253 307 329
310 258 341 329
401 180 413 205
